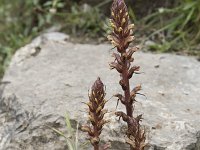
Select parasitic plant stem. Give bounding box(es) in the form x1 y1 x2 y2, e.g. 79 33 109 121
108 0 146 149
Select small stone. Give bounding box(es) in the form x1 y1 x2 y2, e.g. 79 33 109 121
144 40 156 47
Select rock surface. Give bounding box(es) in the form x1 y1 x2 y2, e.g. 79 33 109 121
0 32 200 150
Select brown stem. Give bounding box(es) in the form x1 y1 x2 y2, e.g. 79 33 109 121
93 144 99 150
121 54 134 150
121 54 133 117
93 114 99 150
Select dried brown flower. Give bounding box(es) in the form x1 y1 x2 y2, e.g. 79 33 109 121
82 77 109 150
108 0 146 149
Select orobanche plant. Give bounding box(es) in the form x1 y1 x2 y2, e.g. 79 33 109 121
81 78 109 150
107 0 146 150
82 0 146 150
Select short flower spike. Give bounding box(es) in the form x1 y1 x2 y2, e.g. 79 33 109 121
82 78 109 150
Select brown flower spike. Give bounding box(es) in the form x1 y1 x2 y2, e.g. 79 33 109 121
108 0 146 150
82 77 108 150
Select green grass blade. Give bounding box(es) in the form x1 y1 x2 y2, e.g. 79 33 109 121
46 125 68 139
96 0 112 8
65 113 73 136
66 139 75 150
181 7 195 30
46 124 75 150
75 121 79 150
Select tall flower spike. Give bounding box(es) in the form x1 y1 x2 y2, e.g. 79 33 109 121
108 0 146 150
82 77 109 150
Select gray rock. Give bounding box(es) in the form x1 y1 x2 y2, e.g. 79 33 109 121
0 32 200 150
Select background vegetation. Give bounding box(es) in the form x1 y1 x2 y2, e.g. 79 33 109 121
0 0 200 78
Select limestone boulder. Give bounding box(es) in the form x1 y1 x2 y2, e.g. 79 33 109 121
0 32 200 150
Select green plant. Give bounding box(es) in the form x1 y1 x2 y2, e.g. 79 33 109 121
47 113 80 150
0 0 65 78
0 0 112 78
81 78 109 150
107 0 145 149
143 0 200 53
61 3 107 38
